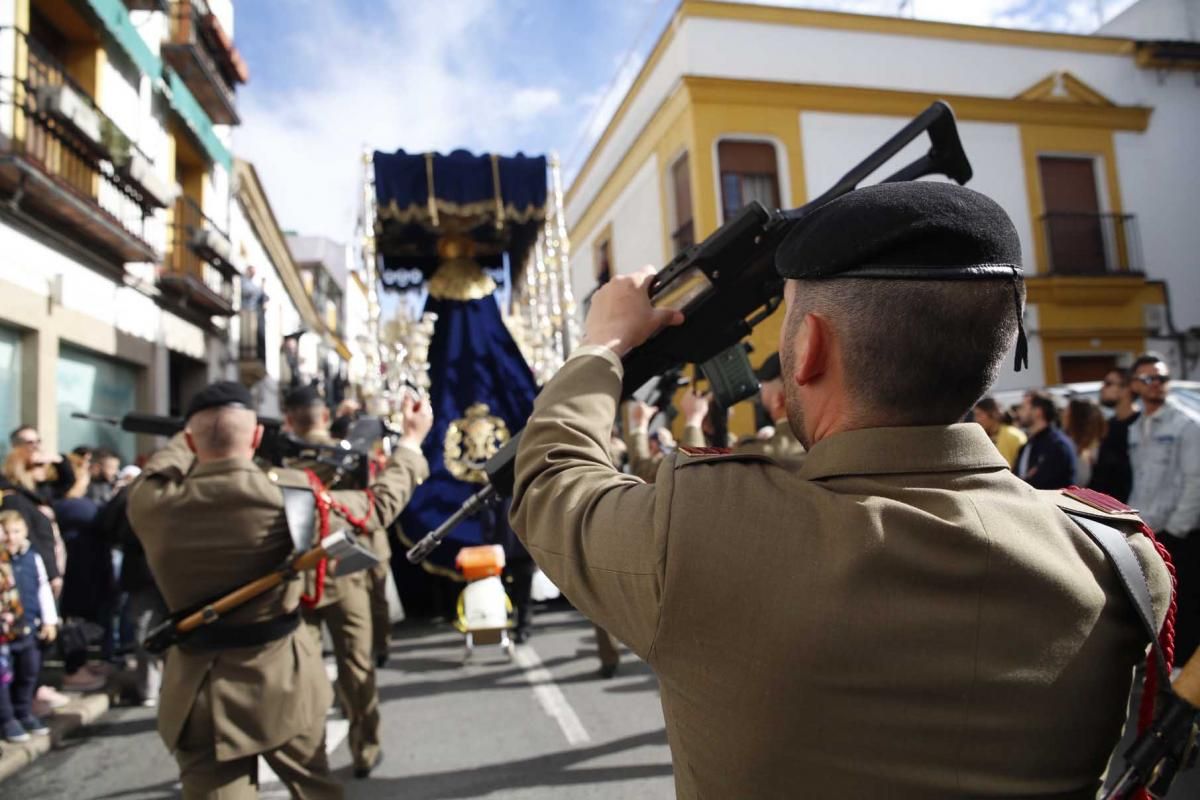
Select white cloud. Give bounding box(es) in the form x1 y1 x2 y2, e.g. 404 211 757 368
234 0 564 243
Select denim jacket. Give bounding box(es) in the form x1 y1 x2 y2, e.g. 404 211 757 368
1128 403 1200 535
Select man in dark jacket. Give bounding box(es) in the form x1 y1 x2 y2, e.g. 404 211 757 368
1090 368 1140 502
1016 391 1077 490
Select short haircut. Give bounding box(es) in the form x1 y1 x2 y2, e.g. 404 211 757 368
788 278 1023 426
1105 367 1130 385
72 445 93 458
186 407 257 456
1132 352 1167 373
0 509 25 530
94 448 118 463
287 404 327 435
1027 391 1060 427
975 397 1000 415
8 426 35 446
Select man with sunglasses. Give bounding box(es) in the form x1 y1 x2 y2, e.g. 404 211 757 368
1128 352 1200 661
1089 367 1140 502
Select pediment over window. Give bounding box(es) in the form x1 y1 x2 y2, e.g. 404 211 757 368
1016 71 1115 106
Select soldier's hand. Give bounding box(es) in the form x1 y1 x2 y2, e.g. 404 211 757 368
582 266 684 356
400 394 434 449
39 623 57 643
681 390 710 428
625 401 656 433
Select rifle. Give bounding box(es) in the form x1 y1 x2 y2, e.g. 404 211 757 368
1104 649 1200 799
72 410 372 484
142 530 378 654
406 100 973 564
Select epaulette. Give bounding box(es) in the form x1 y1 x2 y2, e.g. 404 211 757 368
1045 486 1144 527
675 446 773 468
265 467 313 490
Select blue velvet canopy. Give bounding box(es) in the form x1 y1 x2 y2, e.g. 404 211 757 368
372 149 547 287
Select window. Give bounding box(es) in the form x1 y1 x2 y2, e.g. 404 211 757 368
57 345 139 464
1038 156 1107 275
718 141 780 223
594 235 613 286
670 154 694 255
0 327 21 459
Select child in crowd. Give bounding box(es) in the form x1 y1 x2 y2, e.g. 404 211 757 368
0 510 58 743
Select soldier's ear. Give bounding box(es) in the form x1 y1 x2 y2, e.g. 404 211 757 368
184 431 197 454
251 424 265 452
793 312 830 387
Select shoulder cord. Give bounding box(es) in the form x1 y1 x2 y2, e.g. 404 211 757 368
299 469 375 609
1134 522 1178 736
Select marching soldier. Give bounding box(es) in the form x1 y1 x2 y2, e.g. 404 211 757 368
622 399 705 482
282 384 430 779
127 381 430 798
509 183 1172 797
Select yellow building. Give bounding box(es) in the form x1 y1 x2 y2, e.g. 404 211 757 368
565 0 1199 434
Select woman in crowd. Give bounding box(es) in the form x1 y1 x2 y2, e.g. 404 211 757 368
1064 397 1106 487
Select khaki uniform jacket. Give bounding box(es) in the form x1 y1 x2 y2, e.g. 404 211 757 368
288 432 426 609
625 425 705 482
510 348 1170 799
735 419 807 466
127 434 427 761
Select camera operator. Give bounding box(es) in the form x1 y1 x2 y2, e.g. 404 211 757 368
127 381 430 798
508 182 1171 798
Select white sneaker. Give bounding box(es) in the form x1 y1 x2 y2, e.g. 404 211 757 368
36 685 70 710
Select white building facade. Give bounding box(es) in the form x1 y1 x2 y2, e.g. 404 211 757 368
0 0 247 460
566 0 1200 435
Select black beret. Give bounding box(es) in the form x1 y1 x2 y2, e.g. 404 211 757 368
185 381 253 420
776 181 1022 280
284 382 325 410
755 353 782 382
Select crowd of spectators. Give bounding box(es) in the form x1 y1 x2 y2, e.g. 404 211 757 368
0 426 163 746
975 351 1200 664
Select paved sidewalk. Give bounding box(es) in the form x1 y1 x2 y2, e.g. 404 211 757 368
0 691 111 783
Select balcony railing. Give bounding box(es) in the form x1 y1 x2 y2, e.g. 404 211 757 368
0 27 164 263
162 0 243 125
159 195 236 316
1041 212 1143 276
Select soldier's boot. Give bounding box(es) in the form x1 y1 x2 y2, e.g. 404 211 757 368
595 625 620 679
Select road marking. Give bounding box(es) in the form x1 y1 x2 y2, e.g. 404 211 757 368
513 643 591 746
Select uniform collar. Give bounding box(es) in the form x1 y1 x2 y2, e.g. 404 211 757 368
797 423 1008 481
190 457 263 478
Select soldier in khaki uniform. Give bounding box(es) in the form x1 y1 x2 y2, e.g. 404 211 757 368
509 183 1172 798
127 381 430 799
282 384 430 779
621 400 705 482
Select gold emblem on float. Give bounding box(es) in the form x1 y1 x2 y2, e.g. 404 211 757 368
443 403 510 483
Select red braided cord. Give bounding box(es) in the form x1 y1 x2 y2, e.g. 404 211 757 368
300 470 331 608
1136 523 1178 734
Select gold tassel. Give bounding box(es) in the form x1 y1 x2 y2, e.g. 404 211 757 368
425 152 440 227
490 154 505 231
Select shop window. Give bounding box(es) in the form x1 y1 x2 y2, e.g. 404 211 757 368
670 154 694 255
57 344 139 464
0 327 21 459
718 141 780 223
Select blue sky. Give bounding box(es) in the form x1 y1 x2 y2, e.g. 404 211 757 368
230 0 1135 244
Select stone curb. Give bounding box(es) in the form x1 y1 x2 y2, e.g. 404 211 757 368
0 692 111 784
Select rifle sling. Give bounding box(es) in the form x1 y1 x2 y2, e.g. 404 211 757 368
1063 510 1171 687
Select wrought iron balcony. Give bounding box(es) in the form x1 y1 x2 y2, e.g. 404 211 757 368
161 0 245 125
1041 212 1143 276
0 27 167 263
159 195 236 316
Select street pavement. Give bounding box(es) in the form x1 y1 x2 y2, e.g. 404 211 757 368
1 608 675 799
4 605 1199 799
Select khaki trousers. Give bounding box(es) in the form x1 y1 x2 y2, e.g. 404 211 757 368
174 675 342 800
595 624 619 667
302 580 381 771
368 560 391 659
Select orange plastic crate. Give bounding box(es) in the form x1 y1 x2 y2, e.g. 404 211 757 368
455 544 506 581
